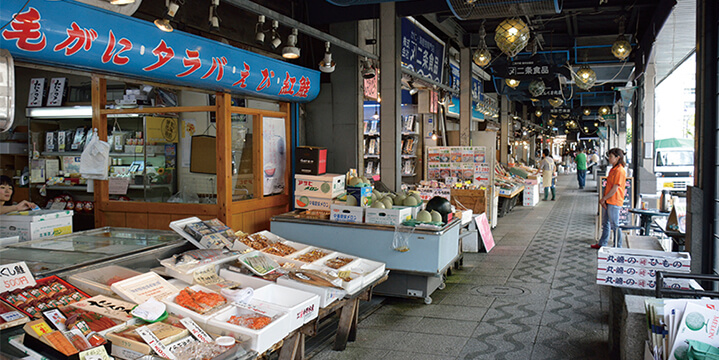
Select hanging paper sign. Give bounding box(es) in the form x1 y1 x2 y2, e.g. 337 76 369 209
180 318 213 343
46 77 66 107
471 76 483 121
401 17 445 83
0 262 36 293
0 0 319 102
108 177 130 195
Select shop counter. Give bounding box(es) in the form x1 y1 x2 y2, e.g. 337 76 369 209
270 212 461 304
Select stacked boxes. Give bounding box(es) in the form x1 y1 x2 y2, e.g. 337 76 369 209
523 182 540 206
596 247 692 290
294 173 345 211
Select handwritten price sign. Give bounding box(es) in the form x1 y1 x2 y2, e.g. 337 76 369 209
0 262 36 293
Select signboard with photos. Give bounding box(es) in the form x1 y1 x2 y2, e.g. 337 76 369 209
426 146 490 186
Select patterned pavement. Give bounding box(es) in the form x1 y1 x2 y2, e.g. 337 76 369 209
308 174 612 360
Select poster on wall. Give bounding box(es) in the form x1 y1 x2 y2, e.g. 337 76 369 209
426 146 488 183
263 117 286 195
180 119 196 168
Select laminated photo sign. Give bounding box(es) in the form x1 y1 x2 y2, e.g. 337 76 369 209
190 135 217 174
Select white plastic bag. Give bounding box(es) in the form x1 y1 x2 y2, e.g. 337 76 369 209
80 128 111 180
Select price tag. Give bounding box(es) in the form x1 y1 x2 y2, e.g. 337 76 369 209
79 346 111 360
338 270 351 279
136 325 176 359
30 322 53 337
0 262 36 293
180 318 213 343
0 311 24 322
193 266 222 286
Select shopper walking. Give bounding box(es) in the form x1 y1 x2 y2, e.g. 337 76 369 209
575 148 587 189
591 148 627 249
539 149 556 201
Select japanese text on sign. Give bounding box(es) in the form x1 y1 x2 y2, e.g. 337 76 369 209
400 17 444 83
0 262 36 293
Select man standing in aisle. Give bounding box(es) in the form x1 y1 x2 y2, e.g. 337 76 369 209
539 149 556 201
575 148 587 189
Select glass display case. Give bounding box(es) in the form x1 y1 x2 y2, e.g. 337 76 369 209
0 227 186 276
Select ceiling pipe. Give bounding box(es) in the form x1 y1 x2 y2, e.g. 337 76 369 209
222 0 379 60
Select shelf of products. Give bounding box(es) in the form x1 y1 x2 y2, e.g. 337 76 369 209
401 114 419 178
363 118 381 178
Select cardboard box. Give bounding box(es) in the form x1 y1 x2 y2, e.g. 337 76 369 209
346 186 372 207
295 146 326 175
330 204 364 223
295 173 345 199
0 210 73 242
294 195 332 210
364 206 412 226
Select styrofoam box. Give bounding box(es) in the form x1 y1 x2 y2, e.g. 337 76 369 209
330 204 364 223
596 264 684 280
0 210 73 242
350 258 386 288
252 284 320 330
364 206 412 226
160 252 242 284
460 209 473 226
287 246 333 264
294 173 345 199
304 252 363 294
597 247 691 271
276 276 345 308
68 265 142 297
596 275 694 290
206 303 290 354
294 195 332 210
219 268 273 290
232 230 281 252
460 230 480 252
110 272 180 304
162 285 231 326
169 216 227 250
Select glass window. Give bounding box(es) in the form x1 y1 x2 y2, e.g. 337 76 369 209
232 113 254 201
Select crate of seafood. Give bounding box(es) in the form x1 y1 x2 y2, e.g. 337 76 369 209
252 284 319 330
170 217 236 250
231 231 276 252
206 302 289 354
288 247 332 264
163 285 230 326
159 249 242 284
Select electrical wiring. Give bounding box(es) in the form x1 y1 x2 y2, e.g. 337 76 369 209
0 0 31 32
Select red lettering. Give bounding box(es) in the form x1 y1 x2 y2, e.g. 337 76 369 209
200 56 228 81
177 49 201 77
143 40 174 71
53 22 97 56
232 62 250 88
256 68 274 92
278 72 296 95
294 76 311 98
102 30 132 65
1 7 46 52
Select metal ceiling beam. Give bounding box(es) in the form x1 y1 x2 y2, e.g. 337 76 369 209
222 0 379 60
401 67 459 95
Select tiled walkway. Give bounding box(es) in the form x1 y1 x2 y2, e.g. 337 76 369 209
309 174 613 360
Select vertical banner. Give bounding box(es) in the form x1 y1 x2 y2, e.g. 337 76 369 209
263 117 286 195
400 17 445 83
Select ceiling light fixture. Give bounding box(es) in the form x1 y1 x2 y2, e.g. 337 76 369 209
612 16 632 61
495 18 530 58
431 130 438 141
270 20 282 50
282 28 300 59
154 0 183 33
109 0 135 5
254 15 266 45
594 121 599 127
534 109 542 118
583 108 591 116
208 0 220 32
361 57 376 79
408 80 418 95
574 64 597 90
548 97 563 108
505 78 520 89
473 24 491 67
528 79 545 97
318 41 336 73
599 106 611 116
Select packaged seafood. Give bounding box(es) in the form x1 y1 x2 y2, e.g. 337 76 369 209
236 233 272 250
237 251 280 276
261 242 298 257
0 299 29 330
205 303 288 354
174 287 227 314
293 248 329 263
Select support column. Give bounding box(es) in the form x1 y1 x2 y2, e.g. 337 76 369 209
637 64 657 195
500 96 510 163
379 2 401 191
459 48 472 146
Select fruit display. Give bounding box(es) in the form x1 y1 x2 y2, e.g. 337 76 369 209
175 288 227 314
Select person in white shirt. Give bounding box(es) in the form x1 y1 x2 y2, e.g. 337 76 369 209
539 149 557 201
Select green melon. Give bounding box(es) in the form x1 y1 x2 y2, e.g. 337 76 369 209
371 201 385 209
416 210 432 222
346 195 358 206
430 210 442 223
403 196 418 206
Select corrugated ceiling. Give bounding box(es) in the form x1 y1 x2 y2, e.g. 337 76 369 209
653 0 695 86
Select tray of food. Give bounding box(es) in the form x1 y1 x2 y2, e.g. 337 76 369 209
290 247 331 263
237 251 280 276
163 285 229 326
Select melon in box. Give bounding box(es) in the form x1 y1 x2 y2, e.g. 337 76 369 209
346 186 372 207
365 206 412 226
330 204 364 223
294 195 332 210
294 174 345 199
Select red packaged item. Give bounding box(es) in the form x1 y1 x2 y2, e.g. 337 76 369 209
0 299 29 330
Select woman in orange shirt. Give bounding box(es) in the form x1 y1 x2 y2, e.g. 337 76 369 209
591 148 627 249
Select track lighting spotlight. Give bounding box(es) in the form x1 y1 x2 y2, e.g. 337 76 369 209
208 0 220 32
408 81 418 96
255 15 266 45
155 0 182 32
270 20 281 50
361 58 376 79
318 42 336 73
282 28 300 59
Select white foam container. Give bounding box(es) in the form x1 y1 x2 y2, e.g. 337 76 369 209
252 284 320 330
110 272 180 304
276 276 345 308
206 303 290 354
162 285 231 326
286 246 332 264
218 268 273 290
159 252 242 284
68 265 142 297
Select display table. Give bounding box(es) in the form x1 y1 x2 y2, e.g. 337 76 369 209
628 208 670 236
270 212 461 304
497 185 524 217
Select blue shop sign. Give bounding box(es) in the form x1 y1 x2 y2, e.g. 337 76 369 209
446 63 484 121
401 17 444 83
0 0 320 102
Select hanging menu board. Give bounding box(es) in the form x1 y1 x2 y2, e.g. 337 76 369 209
426 146 489 185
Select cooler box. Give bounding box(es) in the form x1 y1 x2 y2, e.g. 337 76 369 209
0 210 73 242
296 146 327 175
294 173 345 199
